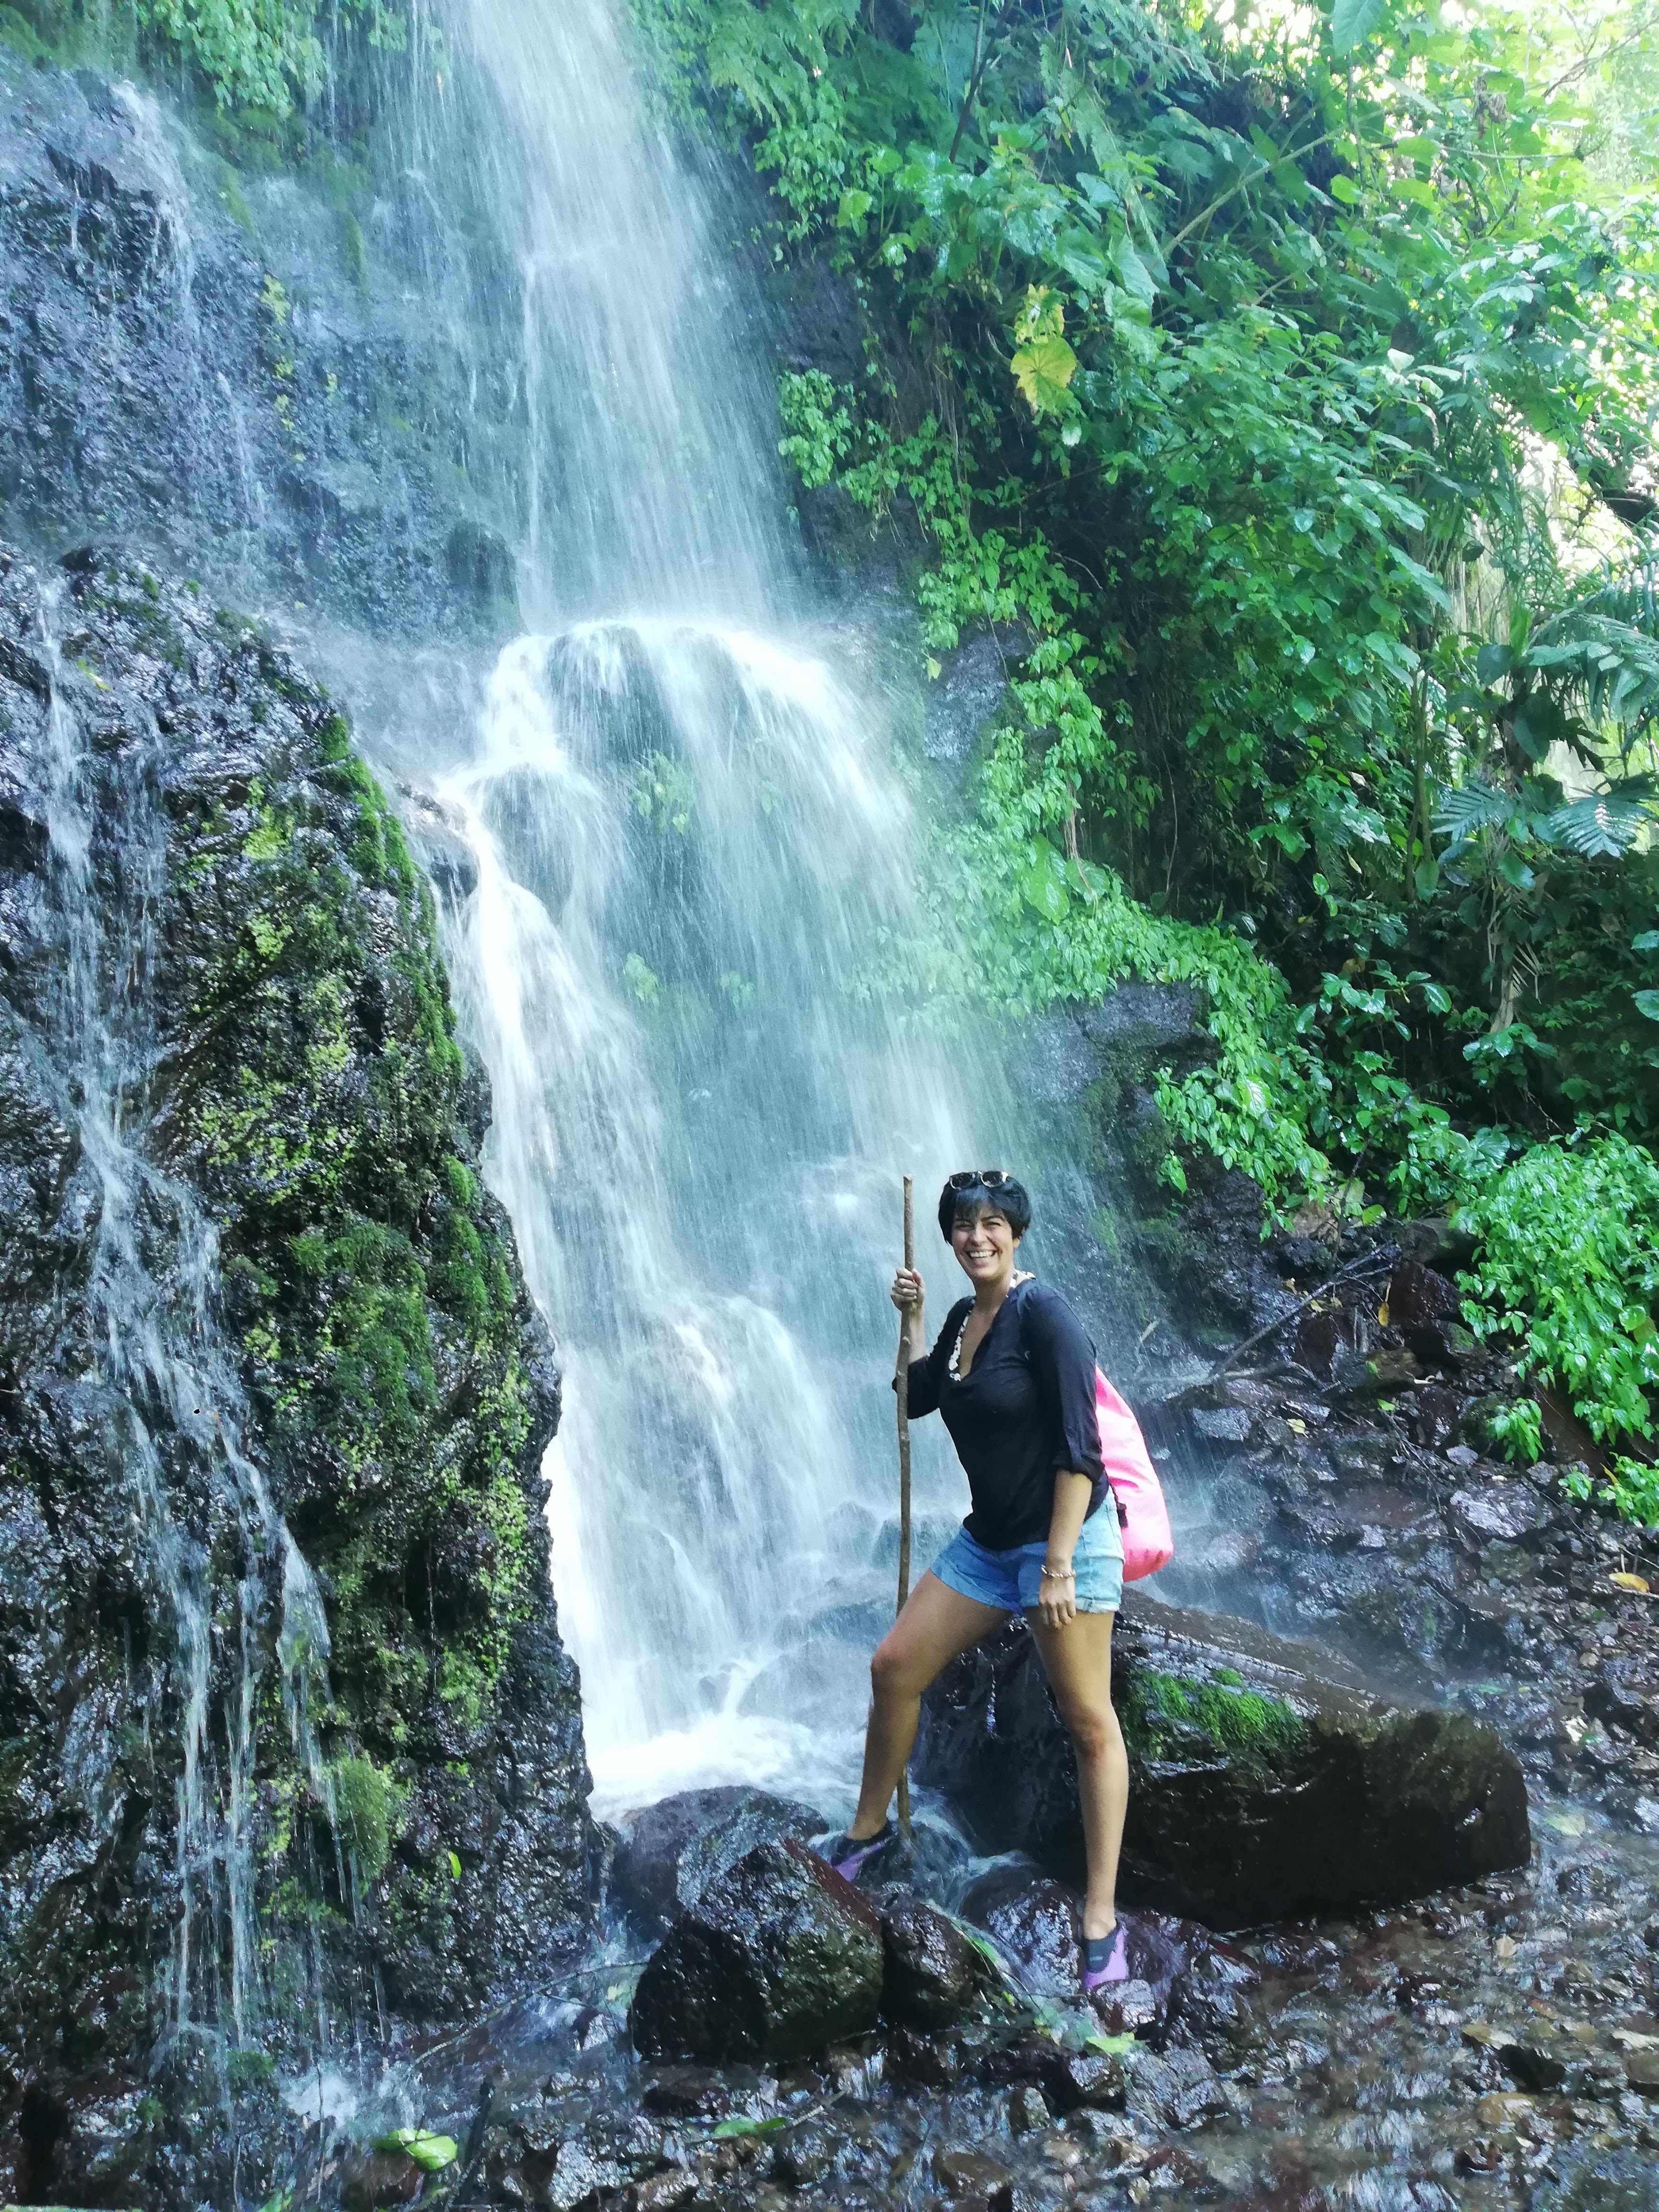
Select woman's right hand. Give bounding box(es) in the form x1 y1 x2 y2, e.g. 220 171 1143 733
890 1267 924 1313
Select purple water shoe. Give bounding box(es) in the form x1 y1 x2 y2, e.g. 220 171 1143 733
1081 1923 1131 1995
825 1818 896 1883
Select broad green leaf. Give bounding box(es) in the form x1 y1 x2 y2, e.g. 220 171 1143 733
377 2130 458 2172
1112 236 1155 306
1085 2031 1139 2054
1328 172 1360 205
836 188 873 228
1011 332 1079 417
1331 0 1393 57
1512 691 1566 761
1021 838 1071 920
1633 932 1659 953
712 2116 787 2140
1414 857 1440 902
1635 991 1659 1023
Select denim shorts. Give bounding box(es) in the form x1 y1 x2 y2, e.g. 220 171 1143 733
931 1507 1124 1615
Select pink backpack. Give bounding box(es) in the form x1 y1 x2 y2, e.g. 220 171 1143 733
1094 1367 1174 1581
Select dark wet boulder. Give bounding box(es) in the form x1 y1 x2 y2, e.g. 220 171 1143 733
1124 2043 1231 2130
629 1838 884 2062
1168 1940 1262 2043
915 1595 1529 1926
959 1865 1081 1996
1587 1653 1659 1748
874 1888 1000 2029
933 2144 1015 2208
992 2038 1130 2113
611 1786 828 1931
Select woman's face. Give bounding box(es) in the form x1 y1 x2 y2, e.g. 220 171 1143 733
950 1201 1020 1291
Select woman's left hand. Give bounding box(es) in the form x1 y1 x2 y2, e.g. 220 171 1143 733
1038 1564 1077 1629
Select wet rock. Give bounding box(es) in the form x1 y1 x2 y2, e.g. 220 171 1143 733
638 2068 735 2121
1385 1259 1464 1361
770 2120 837 2187
543 2138 630 2212
1408 1383 1464 1453
959 1866 1080 1995
843 1814 972 1903
341 2149 423 2210
1587 1654 1659 1748
875 1888 999 2029
1450 1483 1544 1548
1497 2040 1568 2092
933 2145 1014 2207
884 2024 964 2087
1169 1940 1262 2042
915 1595 1530 1925
0 57 521 641
611 1787 829 1931
1191 1403 1253 1446
628 1839 883 2063
632 2171 697 2212
994 2041 1129 2113
923 630 1022 769
0 549 595 2201
1005 2083 1050 2133
1124 2043 1229 2129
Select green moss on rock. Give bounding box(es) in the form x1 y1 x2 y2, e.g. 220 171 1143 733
1120 1668 1304 1764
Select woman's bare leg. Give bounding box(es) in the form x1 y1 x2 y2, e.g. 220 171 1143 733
1030 1611 1127 1939
847 1572 1008 1839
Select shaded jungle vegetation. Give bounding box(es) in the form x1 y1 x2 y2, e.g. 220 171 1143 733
636 0 1659 1516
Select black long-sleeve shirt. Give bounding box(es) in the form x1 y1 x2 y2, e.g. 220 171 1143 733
905 1276 1106 1551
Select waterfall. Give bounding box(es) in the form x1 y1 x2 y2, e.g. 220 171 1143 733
382 0 1015 1812
31 585 335 2041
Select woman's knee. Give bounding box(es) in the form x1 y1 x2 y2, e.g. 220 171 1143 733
1058 1698 1118 1762
870 1634 925 1702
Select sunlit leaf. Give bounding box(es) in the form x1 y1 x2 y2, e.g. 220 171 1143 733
1012 332 1080 416
377 2131 458 2172
1330 0 1392 56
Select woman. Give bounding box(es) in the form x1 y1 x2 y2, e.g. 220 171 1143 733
826 1170 1131 1994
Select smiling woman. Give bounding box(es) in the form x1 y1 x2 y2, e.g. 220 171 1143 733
822 1171 1134 1998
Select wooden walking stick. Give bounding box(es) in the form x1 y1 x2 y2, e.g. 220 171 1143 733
894 1174 914 1839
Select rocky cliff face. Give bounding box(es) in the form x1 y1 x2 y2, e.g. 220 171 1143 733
0 48 521 639
0 543 595 2206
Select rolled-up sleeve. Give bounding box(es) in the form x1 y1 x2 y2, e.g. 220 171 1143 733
1023 1286 1104 1482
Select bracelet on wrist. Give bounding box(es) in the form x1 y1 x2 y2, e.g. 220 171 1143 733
1039 1563 1075 1580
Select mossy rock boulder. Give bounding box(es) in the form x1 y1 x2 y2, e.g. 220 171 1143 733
0 545 595 2204
629 1838 884 2063
914 1593 1528 1926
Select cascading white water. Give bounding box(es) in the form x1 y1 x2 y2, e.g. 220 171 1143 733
435 622 987 1802
441 0 782 623
35 588 334 2041
390 0 1023 1813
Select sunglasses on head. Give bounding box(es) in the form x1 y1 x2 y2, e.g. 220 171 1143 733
946 1169 1010 1190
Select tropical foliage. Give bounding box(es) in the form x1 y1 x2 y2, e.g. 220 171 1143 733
638 0 1659 1515
0 0 403 112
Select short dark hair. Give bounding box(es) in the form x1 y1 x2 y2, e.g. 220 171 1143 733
938 1173 1033 1242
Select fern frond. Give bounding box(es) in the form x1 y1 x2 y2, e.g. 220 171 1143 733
1432 779 1519 844
1543 788 1656 858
